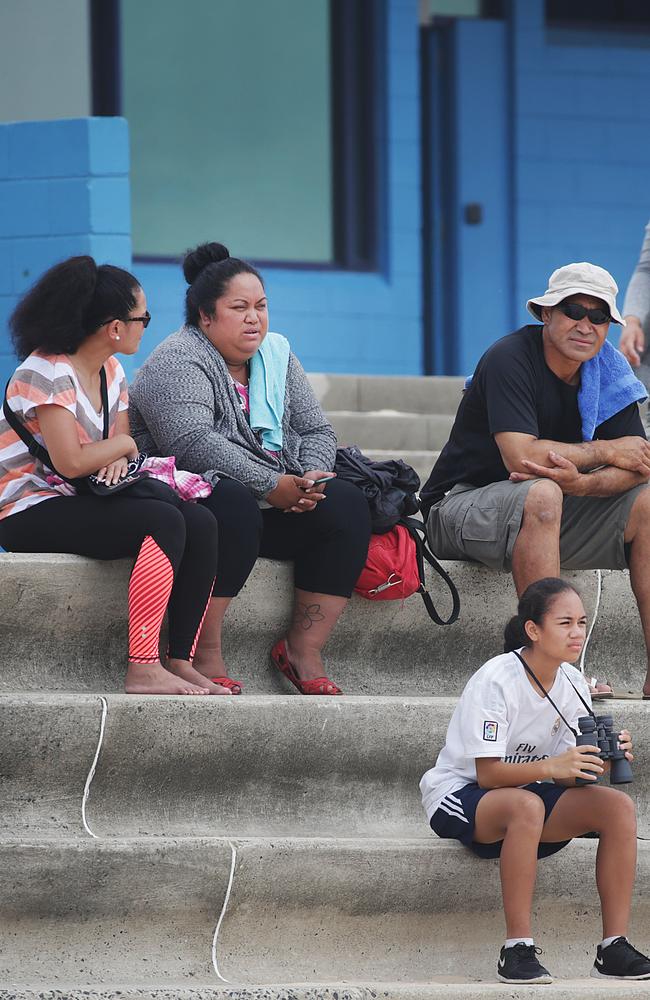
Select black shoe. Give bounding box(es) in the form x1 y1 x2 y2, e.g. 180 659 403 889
497 943 553 984
591 937 650 980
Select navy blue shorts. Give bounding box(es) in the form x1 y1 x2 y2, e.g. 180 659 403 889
430 781 571 859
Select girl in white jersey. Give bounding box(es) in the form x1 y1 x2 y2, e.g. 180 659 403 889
420 577 649 984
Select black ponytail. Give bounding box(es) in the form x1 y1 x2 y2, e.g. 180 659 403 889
183 241 263 327
10 255 140 359
503 614 528 653
503 577 580 652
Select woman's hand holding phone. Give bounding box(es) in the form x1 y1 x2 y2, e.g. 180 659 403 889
285 469 336 513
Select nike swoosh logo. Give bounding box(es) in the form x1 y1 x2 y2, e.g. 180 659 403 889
596 956 604 966
498 960 506 970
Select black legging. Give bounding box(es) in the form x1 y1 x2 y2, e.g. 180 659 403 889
0 495 218 661
200 477 371 598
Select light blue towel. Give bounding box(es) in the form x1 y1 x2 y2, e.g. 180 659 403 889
578 339 647 441
248 331 291 452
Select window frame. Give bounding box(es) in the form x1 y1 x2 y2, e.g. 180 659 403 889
90 0 386 272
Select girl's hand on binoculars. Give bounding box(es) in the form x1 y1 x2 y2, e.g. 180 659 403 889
618 729 633 761
549 745 603 782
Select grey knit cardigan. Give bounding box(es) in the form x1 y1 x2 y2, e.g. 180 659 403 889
128 324 337 499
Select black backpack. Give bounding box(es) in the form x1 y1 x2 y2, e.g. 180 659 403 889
334 445 420 533
334 446 460 625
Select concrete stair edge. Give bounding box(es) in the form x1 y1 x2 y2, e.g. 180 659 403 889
2 837 650 985
2 982 647 1000
1 555 647 695
2 694 648 840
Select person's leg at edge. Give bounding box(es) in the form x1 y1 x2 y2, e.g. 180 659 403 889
623 486 650 696
192 480 264 681
0 496 210 695
510 480 562 597
121 501 215 696
162 502 232 695
540 786 637 939
189 596 234 678
284 590 349 686
263 479 372 687
473 788 546 939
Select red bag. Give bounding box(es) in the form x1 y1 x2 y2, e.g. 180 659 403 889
354 516 460 625
354 525 420 600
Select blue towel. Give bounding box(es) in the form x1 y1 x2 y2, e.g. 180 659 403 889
578 340 647 441
463 340 647 441
248 332 291 452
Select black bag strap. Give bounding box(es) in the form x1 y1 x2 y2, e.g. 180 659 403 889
400 515 461 626
512 649 594 739
98 365 109 439
3 367 110 480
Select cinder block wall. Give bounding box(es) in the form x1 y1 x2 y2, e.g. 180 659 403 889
0 117 132 387
511 0 650 327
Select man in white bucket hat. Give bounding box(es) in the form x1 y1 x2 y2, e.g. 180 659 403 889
420 262 650 698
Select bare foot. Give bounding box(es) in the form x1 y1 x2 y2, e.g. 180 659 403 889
167 658 233 695
125 661 209 695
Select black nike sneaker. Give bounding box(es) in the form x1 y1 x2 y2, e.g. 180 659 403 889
497 942 553 984
591 937 650 980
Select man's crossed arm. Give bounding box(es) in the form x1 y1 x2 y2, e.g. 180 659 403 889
495 432 650 497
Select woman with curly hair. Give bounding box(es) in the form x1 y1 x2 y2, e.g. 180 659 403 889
0 255 222 695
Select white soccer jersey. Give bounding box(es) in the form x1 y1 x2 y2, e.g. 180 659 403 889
420 650 593 823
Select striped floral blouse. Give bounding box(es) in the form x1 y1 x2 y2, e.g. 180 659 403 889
0 352 128 520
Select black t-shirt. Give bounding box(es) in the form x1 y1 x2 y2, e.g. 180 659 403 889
420 325 646 516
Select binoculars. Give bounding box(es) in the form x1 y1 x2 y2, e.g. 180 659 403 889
575 714 633 786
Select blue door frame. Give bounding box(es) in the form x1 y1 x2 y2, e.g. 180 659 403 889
422 17 515 376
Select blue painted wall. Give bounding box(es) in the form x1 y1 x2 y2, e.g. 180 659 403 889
510 0 650 335
2 0 650 379
0 117 131 386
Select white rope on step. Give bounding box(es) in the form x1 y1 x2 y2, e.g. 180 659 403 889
579 569 602 676
211 839 237 983
81 695 108 839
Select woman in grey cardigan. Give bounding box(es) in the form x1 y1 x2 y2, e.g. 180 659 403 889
129 242 371 696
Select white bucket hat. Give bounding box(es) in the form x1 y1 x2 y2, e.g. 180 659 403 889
526 262 624 325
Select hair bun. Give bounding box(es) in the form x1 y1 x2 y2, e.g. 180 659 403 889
183 242 230 284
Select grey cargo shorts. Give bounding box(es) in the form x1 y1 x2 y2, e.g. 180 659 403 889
425 479 648 572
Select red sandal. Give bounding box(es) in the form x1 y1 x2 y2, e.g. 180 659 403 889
209 676 243 695
270 639 342 696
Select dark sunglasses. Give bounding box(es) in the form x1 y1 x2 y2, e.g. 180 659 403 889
126 310 151 328
558 302 610 326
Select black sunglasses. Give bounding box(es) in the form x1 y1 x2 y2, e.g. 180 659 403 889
125 310 151 328
558 302 610 326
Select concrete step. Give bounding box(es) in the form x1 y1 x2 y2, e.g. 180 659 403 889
364 448 438 487
308 373 465 415
2 694 648 841
4 984 649 1000
1 554 647 696
2 837 649 987
328 411 454 451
